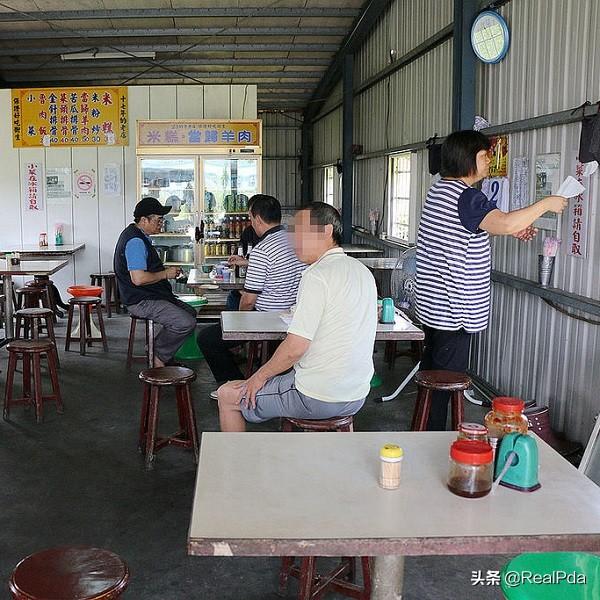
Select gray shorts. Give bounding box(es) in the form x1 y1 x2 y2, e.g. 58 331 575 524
240 369 365 424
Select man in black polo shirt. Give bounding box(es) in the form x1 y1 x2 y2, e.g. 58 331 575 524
113 197 197 367
198 194 306 397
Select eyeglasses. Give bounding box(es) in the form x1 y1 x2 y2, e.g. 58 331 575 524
147 215 165 223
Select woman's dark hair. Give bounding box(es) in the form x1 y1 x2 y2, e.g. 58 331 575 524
440 130 491 178
248 194 281 224
305 202 343 246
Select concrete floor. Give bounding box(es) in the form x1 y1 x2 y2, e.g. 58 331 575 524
0 313 511 599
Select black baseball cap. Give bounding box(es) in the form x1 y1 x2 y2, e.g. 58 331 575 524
134 197 171 219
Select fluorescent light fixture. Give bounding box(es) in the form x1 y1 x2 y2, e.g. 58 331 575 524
61 51 156 61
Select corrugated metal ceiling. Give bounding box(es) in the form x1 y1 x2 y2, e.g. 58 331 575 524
0 0 367 110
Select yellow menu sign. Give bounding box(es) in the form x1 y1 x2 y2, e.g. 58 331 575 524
137 120 261 148
12 87 128 147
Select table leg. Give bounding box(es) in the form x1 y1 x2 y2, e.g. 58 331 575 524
371 556 404 600
3 275 14 338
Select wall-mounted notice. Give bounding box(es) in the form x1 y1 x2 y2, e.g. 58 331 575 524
567 157 590 259
511 157 529 210
23 162 43 211
73 168 96 200
102 163 121 196
535 152 561 229
46 167 71 205
488 135 509 177
482 177 510 212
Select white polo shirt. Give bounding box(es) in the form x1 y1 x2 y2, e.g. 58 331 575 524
287 247 378 403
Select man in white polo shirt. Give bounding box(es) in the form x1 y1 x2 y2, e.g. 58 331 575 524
218 202 377 432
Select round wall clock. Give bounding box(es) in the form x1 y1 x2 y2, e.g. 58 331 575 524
471 11 510 64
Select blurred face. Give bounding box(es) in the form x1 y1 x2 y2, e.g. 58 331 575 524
291 209 334 264
474 149 491 181
139 214 164 235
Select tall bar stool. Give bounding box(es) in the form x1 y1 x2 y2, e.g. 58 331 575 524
279 413 371 600
138 366 199 469
127 315 155 369
4 339 62 423
65 296 109 356
15 307 60 367
90 272 121 317
9 546 129 599
411 370 471 431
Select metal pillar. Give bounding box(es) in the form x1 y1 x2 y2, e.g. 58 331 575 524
452 0 478 131
341 53 354 243
372 556 405 599
301 122 313 205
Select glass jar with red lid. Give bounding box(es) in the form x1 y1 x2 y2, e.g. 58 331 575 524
484 397 528 452
447 440 494 498
457 422 488 442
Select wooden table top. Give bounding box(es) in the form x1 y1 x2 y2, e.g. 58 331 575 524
359 257 401 270
0 259 69 276
188 431 600 556
220 310 423 341
0 243 85 256
186 268 245 291
342 244 384 256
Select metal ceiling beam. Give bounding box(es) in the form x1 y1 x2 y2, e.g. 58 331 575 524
303 0 394 122
0 57 330 70
4 71 322 83
0 8 361 21
0 44 340 56
3 27 348 40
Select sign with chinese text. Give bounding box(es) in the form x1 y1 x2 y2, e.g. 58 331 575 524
488 135 509 177
12 87 128 147
511 156 529 210
567 157 590 259
482 177 510 212
23 162 43 211
137 120 261 148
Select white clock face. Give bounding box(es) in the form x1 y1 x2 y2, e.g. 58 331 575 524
471 11 510 64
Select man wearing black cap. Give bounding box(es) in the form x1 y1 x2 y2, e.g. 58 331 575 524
113 197 197 367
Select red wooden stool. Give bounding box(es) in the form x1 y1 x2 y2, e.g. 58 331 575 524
90 272 121 318
279 414 370 600
3 339 63 424
127 315 154 369
65 297 108 356
9 546 129 599
15 307 60 367
138 366 199 469
411 370 471 431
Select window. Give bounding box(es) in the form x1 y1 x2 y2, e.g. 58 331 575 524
324 166 335 207
388 153 412 241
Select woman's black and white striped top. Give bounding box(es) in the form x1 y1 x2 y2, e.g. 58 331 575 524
415 179 495 333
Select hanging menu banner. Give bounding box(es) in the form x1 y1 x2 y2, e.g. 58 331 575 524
12 87 128 147
137 120 261 148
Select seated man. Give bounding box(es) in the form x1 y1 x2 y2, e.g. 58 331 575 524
198 194 306 396
218 202 377 432
113 197 197 367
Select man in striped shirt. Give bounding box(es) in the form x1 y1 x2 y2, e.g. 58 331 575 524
416 130 567 430
197 194 306 393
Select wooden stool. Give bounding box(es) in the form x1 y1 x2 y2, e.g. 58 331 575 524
138 366 199 469
280 413 369 600
65 297 108 355
4 339 63 423
90 272 121 317
282 415 354 432
127 315 154 369
26 276 61 320
411 370 471 431
15 286 51 311
9 546 129 599
15 307 60 367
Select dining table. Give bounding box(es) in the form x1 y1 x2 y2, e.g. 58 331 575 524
186 267 245 291
0 243 85 257
342 244 384 256
0 259 69 339
188 431 600 599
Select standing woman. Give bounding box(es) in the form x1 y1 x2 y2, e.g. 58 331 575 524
415 130 567 430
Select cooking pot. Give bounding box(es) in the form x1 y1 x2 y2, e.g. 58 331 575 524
153 245 169 263
168 245 194 263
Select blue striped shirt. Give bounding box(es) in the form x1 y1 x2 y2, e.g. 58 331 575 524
415 179 495 333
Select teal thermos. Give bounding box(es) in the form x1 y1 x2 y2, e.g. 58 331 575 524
380 297 395 323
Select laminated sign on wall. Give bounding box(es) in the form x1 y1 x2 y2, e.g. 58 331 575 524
23 162 43 211
73 169 96 200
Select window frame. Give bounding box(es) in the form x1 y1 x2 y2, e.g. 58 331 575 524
387 151 415 244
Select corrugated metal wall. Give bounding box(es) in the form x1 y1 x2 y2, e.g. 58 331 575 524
473 0 600 443
261 112 302 207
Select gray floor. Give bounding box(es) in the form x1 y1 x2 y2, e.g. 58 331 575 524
0 313 510 599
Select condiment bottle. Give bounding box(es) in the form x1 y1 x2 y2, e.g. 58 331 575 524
447 440 493 498
484 397 528 454
379 444 403 489
457 422 488 442
380 297 395 323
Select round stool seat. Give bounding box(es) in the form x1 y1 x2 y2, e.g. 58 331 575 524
25 280 49 288
90 272 116 279
283 415 354 432
68 296 102 305
15 308 53 318
139 366 196 386
9 546 129 600
16 287 44 295
414 370 471 391
7 339 54 353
